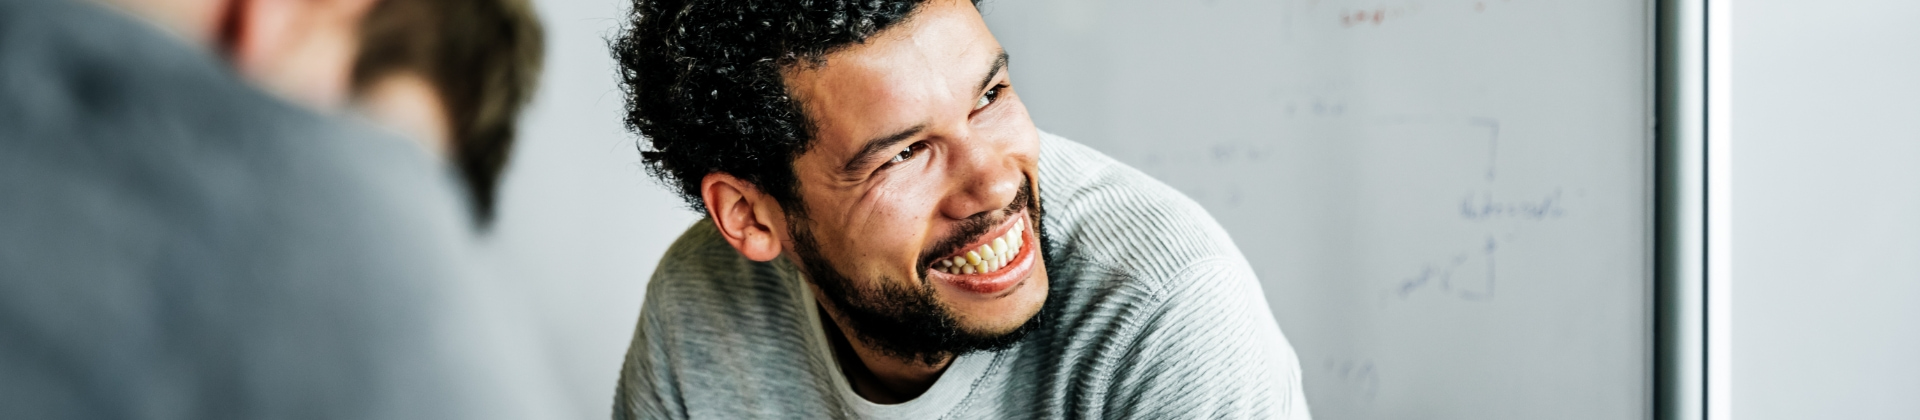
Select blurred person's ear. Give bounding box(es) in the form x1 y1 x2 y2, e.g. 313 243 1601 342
98 0 379 109
219 0 380 108
355 72 453 155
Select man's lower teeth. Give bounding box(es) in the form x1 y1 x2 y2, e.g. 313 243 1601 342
934 219 1025 275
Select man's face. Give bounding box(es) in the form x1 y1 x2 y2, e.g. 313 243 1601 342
781 0 1049 361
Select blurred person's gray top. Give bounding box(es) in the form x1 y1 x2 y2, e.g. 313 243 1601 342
615 134 1311 419
0 0 566 418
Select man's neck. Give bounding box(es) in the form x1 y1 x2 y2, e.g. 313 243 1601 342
816 304 952 404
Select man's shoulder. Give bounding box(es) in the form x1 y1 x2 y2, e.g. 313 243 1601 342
619 222 835 418
647 221 797 293
1029 130 1274 367
1021 134 1306 419
640 221 809 331
1036 132 1251 293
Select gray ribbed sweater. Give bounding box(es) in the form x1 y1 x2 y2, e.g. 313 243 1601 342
615 133 1309 419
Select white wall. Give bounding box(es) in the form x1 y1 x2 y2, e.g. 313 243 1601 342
486 0 697 417
1733 1 1920 418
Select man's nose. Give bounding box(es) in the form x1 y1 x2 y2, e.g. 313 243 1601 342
940 134 1023 221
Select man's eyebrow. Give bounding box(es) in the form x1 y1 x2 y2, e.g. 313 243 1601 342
977 50 1009 94
841 123 928 177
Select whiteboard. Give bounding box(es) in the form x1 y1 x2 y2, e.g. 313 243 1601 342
983 0 1652 418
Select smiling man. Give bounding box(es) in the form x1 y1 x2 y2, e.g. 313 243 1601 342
612 0 1308 418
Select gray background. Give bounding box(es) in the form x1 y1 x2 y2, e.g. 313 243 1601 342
494 0 1717 418
1733 0 1920 418
486 0 695 416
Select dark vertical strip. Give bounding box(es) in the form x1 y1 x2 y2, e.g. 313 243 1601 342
1655 0 1709 419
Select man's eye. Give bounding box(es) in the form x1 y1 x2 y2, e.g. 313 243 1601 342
886 143 923 166
974 86 1003 111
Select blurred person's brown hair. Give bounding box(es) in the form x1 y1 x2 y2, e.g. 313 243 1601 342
351 0 545 226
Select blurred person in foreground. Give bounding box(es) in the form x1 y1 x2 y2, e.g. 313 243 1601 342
351 0 543 226
611 0 1309 418
0 0 564 418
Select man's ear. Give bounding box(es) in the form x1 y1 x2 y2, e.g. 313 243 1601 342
702 173 787 262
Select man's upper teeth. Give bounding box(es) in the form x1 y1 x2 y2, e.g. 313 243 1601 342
935 218 1025 276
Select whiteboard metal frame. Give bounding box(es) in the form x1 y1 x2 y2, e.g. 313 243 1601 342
1657 0 1714 419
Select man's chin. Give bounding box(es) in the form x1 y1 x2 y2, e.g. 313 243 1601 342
939 274 1049 339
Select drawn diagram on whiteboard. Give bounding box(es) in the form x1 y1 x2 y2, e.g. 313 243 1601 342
1375 116 1567 303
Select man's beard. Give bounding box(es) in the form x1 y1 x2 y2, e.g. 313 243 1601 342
789 179 1051 366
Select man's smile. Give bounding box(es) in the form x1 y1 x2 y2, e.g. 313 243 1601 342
926 211 1035 295
932 213 1026 275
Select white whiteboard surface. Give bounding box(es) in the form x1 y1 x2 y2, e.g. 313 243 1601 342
983 1 1651 418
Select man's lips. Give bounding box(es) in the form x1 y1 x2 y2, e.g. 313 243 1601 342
926 213 1035 295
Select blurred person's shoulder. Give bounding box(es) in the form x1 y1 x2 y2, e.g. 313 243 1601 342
0 0 564 418
0 0 463 207
0 0 475 281
0 0 472 248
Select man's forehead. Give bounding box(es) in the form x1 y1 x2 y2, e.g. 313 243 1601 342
786 0 999 160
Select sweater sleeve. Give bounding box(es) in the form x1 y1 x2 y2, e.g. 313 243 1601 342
613 287 690 420
1101 258 1312 420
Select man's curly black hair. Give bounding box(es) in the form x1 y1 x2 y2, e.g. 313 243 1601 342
613 0 978 213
